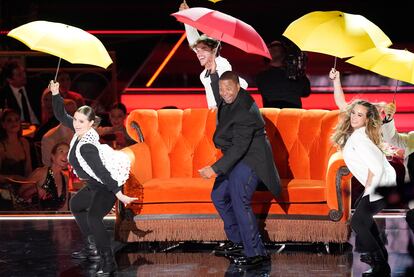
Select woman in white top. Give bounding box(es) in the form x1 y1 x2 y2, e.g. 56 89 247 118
178 1 248 110
331 82 395 276
331 68 414 234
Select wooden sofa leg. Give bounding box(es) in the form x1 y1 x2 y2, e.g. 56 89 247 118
328 209 343 222
330 166 351 222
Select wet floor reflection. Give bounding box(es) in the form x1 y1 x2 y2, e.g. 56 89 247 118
0 217 413 276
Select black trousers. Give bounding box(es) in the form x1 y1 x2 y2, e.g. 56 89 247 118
351 195 386 252
70 185 116 251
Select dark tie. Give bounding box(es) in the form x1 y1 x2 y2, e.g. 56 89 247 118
18 88 30 123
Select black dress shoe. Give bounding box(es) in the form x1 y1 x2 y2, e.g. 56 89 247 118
232 255 270 268
214 242 244 256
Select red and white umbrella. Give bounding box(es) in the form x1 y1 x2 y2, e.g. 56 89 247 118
171 7 271 59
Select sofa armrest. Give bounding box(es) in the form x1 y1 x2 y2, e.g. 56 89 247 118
121 142 152 185
117 143 150 219
325 151 352 222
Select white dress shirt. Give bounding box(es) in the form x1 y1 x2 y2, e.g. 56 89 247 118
10 85 39 125
343 127 396 202
184 24 248 109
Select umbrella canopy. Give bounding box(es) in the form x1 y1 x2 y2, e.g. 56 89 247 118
283 11 392 58
171 7 271 59
7 20 112 69
346 47 414 84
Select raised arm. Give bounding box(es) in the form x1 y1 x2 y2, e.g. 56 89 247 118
179 1 200 48
329 68 347 111
208 58 222 106
50 81 75 131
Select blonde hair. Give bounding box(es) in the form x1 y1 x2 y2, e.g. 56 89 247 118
332 100 382 149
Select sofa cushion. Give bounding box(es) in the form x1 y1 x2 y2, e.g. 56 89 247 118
139 178 326 204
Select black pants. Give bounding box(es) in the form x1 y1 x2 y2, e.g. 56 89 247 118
351 195 386 252
70 185 116 251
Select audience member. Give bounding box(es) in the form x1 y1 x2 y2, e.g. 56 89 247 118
0 60 41 124
0 108 32 176
41 99 77 166
97 102 135 149
56 71 85 107
0 108 32 208
17 142 70 211
33 90 60 142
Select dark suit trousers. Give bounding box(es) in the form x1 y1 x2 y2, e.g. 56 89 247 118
211 162 266 257
70 185 116 251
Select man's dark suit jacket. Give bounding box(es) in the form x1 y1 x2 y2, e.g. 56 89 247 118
210 73 281 197
0 84 41 122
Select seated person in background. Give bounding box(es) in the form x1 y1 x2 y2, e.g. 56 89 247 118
0 60 41 125
97 102 135 149
33 90 60 142
0 109 32 177
13 142 70 211
41 99 77 166
56 71 85 107
256 41 311 109
40 89 55 125
0 108 32 208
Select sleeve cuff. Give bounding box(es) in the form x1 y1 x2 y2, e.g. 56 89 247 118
211 164 222 176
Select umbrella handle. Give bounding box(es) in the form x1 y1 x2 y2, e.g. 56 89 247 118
333 56 337 70
393 80 399 103
54 57 62 81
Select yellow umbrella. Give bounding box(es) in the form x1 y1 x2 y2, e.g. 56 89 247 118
283 11 392 59
346 47 414 84
7 20 112 78
346 47 414 101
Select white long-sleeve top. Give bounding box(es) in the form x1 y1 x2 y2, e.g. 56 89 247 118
382 119 414 183
184 24 248 109
343 127 396 202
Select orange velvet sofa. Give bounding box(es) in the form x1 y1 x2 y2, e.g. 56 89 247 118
116 108 352 244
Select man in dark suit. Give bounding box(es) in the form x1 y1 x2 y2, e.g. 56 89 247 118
199 69 281 268
0 60 40 125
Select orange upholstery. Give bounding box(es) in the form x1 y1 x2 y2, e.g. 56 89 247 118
117 108 352 243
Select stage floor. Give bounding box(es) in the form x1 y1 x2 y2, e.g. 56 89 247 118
0 214 413 276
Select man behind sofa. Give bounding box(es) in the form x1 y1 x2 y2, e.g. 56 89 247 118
198 69 281 268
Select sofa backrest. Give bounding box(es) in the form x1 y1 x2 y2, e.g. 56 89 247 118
126 108 339 180
260 108 339 180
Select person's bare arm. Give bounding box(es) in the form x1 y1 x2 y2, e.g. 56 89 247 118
329 68 347 110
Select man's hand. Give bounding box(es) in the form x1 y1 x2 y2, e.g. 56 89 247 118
384 102 396 119
49 80 60 95
198 166 217 179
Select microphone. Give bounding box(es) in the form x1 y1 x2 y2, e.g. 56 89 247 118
205 69 211 78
